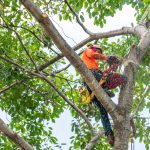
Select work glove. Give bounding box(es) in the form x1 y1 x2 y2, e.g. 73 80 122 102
107 56 121 71
107 56 120 64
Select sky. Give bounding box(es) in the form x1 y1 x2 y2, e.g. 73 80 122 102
52 4 136 46
0 4 148 150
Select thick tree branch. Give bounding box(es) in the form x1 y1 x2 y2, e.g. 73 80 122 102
119 45 137 109
20 0 118 118
0 118 34 150
38 27 134 71
137 31 150 61
119 24 150 108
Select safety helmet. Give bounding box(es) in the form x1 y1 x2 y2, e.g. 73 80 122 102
87 44 103 54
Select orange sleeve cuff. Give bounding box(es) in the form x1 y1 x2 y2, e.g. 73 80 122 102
91 53 108 60
99 54 108 60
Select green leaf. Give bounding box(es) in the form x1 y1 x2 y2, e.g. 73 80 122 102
80 15 85 22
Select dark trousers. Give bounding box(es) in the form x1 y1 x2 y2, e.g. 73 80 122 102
83 69 127 136
93 97 113 136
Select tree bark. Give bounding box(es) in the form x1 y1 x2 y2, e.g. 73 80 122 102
0 118 34 150
114 112 131 150
114 24 150 149
115 59 137 150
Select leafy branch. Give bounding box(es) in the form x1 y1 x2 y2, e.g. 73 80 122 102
0 54 95 135
0 24 39 72
10 24 60 55
64 0 93 35
0 80 22 95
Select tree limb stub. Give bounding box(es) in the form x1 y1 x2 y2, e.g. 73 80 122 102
20 0 117 117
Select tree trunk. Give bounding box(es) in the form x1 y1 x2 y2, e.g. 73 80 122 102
114 45 137 150
114 113 130 150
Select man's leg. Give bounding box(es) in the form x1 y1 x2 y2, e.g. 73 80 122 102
93 97 113 135
83 69 115 145
84 69 113 135
92 97 114 146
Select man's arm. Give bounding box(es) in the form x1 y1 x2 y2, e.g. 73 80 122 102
85 48 108 60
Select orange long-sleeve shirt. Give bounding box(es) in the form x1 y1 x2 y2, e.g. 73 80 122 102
81 48 107 70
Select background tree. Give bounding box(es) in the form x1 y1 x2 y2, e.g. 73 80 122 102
0 0 150 150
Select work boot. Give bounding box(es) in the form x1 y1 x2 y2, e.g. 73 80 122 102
107 133 115 146
105 90 115 98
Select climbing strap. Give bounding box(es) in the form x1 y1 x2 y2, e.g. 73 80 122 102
79 86 91 104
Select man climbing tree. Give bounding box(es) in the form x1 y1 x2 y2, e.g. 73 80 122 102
81 44 127 146
0 0 150 150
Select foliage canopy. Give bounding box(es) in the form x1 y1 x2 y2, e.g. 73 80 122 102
0 0 150 149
